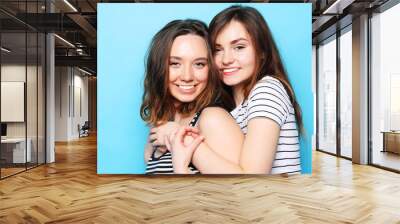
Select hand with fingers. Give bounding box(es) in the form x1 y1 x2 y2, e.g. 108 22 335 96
144 136 168 162
165 126 204 174
149 122 180 147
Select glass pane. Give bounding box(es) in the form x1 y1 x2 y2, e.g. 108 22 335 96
27 31 38 169
1 31 27 177
26 0 41 169
371 3 400 171
38 32 45 165
318 37 337 154
340 29 352 158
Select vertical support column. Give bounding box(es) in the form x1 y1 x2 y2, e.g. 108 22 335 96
316 45 320 151
312 45 317 151
46 1 55 163
88 77 97 132
0 25 2 179
352 14 369 164
336 29 341 157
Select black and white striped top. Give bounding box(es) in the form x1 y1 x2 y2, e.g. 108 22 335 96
145 112 201 174
230 76 301 175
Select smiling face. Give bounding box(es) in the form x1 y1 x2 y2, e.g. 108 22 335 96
168 34 209 104
214 20 257 90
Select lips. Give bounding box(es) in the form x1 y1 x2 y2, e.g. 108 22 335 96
178 85 194 90
175 84 197 94
221 67 240 76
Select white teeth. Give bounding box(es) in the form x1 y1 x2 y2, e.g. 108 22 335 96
223 68 239 73
179 85 194 90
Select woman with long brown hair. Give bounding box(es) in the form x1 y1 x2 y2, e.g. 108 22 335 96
156 6 302 174
141 19 243 174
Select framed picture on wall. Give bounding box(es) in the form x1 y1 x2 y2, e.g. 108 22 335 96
98 3 313 175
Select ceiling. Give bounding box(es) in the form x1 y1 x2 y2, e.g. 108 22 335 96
0 0 392 75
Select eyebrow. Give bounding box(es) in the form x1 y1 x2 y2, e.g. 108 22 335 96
170 56 208 61
231 38 249 44
216 38 249 46
194 57 208 61
170 56 181 60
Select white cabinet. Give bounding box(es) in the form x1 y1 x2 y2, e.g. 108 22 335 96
1 138 32 163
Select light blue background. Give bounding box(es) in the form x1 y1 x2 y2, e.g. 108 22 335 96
98 3 313 174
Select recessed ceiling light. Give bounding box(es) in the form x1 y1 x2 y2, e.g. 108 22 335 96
78 67 93 76
63 0 78 12
1 47 11 53
322 0 354 15
54 34 75 48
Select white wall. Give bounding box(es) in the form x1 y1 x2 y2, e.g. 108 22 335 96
1 63 46 164
1 65 26 131
1 65 40 138
55 67 89 141
72 73 89 138
55 66 70 141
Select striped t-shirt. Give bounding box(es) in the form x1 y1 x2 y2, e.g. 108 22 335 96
145 112 201 174
230 76 301 175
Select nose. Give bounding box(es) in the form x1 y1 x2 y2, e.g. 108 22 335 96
180 64 194 82
222 50 234 65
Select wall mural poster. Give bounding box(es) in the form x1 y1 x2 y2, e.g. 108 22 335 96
98 3 313 175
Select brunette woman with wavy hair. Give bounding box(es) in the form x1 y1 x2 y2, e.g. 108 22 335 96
155 6 302 174
140 20 234 126
141 19 242 174
207 5 302 174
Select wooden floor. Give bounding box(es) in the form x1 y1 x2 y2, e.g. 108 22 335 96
1 135 400 223
0 167 26 178
372 150 400 171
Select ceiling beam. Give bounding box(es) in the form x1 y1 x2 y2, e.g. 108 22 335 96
55 55 96 70
67 13 97 46
322 0 355 15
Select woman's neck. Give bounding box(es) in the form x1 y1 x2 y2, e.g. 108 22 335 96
233 85 245 106
174 112 195 125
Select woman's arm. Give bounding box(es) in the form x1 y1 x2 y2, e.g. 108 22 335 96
165 107 244 173
192 116 280 174
168 107 281 174
190 107 244 173
192 79 288 174
149 122 180 147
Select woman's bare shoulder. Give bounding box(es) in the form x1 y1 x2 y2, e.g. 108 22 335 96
198 107 237 130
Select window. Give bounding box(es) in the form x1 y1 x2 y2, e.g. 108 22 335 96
0 1 46 179
339 28 352 158
317 35 337 155
370 2 400 171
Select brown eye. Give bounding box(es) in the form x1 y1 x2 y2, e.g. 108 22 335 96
194 62 206 69
234 45 246 51
214 47 223 55
170 62 180 68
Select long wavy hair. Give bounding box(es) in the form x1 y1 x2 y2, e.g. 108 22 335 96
140 19 234 126
209 5 303 131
